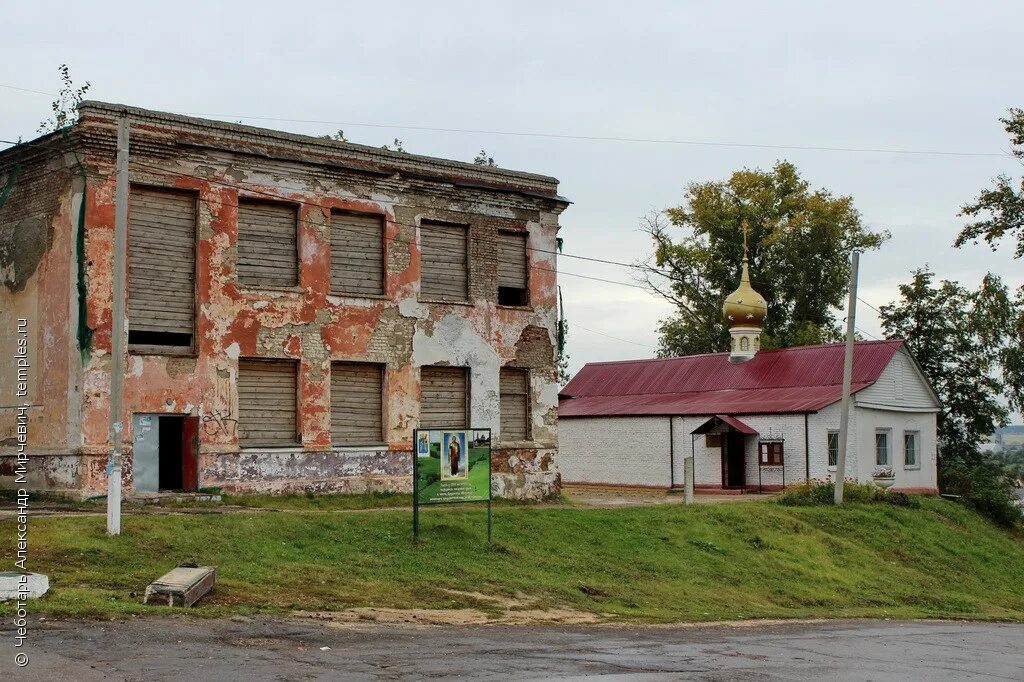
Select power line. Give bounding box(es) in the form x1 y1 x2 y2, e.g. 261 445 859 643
857 296 884 315
575 324 657 349
0 82 1010 158
0 136 898 312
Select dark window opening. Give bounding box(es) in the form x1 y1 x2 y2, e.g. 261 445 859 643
128 330 193 348
158 415 184 491
498 286 528 307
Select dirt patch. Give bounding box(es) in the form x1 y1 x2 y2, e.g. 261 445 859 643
293 591 607 627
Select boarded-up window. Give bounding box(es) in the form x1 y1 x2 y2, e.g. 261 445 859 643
497 230 528 306
237 359 298 447
127 186 196 350
420 366 468 429
237 199 298 288
499 368 529 441
331 211 384 296
420 220 468 301
331 362 384 445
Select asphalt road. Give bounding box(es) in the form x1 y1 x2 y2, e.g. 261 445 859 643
2 617 1021 681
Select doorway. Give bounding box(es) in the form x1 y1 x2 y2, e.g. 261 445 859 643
722 432 746 488
132 414 199 493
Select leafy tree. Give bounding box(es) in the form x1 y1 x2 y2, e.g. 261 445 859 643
880 268 1022 526
381 138 405 152
473 150 497 167
38 64 90 134
643 161 889 356
879 268 1013 448
555 318 571 386
320 129 348 142
956 108 1024 258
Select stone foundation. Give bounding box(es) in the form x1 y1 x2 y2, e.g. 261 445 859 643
0 447 561 499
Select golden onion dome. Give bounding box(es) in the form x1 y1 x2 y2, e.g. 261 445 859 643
722 257 767 328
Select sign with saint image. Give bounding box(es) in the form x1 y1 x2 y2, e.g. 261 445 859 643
414 428 491 505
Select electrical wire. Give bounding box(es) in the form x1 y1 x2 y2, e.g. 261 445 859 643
0 82 1011 158
574 324 658 349
0 136 888 314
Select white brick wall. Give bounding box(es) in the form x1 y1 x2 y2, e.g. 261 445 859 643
670 414 809 488
559 406 938 491
558 417 672 487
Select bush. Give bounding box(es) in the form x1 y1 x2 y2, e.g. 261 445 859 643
941 457 1021 529
778 480 919 508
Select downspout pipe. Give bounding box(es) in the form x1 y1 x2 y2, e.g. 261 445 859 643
669 417 675 489
804 413 810 482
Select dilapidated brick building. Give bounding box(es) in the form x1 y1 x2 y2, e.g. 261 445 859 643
0 102 568 498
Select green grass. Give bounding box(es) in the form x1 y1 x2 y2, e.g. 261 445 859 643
3 497 1023 622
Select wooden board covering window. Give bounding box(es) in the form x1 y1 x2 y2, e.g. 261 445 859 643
331 211 384 296
420 366 468 429
127 186 196 347
499 368 529 441
237 199 298 288
420 220 468 301
331 362 384 445
496 231 528 290
237 359 298 447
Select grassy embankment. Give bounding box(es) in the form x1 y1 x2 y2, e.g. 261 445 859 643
2 496 1023 622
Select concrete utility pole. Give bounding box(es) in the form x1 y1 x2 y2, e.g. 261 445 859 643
834 251 860 505
107 113 129 535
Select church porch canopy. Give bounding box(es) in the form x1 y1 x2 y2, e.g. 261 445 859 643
690 414 759 436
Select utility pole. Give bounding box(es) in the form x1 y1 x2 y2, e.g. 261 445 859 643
107 113 129 535
834 251 860 505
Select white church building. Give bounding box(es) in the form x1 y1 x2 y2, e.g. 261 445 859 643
558 339 940 493
558 239 940 494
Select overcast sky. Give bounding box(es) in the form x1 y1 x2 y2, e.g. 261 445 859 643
3 1 1022 393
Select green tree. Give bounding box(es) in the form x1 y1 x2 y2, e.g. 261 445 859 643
38 64 90 134
879 268 1013 448
880 268 1022 526
643 161 888 356
956 108 1024 258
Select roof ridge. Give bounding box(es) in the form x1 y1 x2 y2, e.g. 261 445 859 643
578 338 900 370
74 100 563 188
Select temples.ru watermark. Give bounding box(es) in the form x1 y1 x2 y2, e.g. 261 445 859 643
10 317 32 667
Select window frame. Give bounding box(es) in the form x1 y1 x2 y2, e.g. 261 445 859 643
236 358 300 449
126 184 200 357
499 367 531 443
330 361 386 447
827 430 839 468
759 441 784 466
236 197 301 290
903 430 920 469
329 209 386 298
418 219 470 304
496 229 530 308
875 428 891 466
419 365 470 430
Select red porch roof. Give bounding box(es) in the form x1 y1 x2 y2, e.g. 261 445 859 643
559 340 903 418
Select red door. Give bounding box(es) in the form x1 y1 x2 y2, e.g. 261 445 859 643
182 416 200 492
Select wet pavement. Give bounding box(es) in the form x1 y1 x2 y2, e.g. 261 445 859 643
3 616 1021 680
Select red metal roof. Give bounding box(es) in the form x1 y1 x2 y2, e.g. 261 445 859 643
559 340 902 417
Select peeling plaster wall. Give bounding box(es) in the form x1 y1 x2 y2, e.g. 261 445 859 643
18 104 567 497
0 143 81 490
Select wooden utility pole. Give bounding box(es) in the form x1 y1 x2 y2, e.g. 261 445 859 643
834 250 860 505
107 113 129 535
